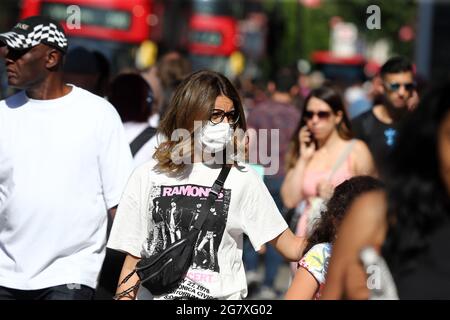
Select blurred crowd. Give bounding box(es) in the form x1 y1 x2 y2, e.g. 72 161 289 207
1 15 449 301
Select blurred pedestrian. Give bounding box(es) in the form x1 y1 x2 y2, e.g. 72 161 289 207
282 85 376 230
108 73 158 168
322 81 450 299
245 67 301 299
140 64 163 126
281 85 376 273
63 46 102 96
156 49 191 119
0 16 132 300
351 56 419 174
344 80 372 119
92 50 110 97
95 73 157 299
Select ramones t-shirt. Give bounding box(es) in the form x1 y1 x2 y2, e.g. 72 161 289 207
107 160 288 299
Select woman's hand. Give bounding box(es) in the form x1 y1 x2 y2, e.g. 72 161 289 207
407 90 419 111
115 254 141 300
299 126 316 161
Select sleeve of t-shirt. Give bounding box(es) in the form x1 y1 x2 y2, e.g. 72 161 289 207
298 243 331 285
107 166 148 257
241 167 288 251
97 104 133 210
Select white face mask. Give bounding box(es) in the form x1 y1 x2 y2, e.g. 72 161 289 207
200 122 234 153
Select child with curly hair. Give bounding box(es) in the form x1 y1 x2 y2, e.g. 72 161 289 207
285 176 383 300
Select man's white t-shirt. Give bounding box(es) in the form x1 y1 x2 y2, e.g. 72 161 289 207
0 143 13 213
0 85 133 290
108 160 288 299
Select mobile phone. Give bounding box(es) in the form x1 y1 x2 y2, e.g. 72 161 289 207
306 128 316 147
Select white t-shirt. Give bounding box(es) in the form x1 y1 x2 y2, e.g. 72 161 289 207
108 160 288 300
148 113 159 128
0 143 13 213
123 122 158 168
123 114 163 168
0 85 133 290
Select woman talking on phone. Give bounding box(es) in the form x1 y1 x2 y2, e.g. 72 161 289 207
281 85 376 242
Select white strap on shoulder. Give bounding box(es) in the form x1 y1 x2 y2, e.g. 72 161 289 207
327 139 356 181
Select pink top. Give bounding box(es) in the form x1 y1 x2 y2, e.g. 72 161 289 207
302 155 353 199
295 141 356 239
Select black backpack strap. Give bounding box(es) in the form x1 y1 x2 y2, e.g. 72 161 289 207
130 126 157 157
192 164 232 231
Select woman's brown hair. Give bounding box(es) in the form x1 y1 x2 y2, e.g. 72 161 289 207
154 70 247 174
285 85 353 170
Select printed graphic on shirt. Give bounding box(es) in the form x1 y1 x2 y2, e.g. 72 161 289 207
144 184 231 275
384 128 397 147
160 277 215 300
298 243 332 300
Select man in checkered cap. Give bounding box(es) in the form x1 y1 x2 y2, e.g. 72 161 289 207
0 16 68 55
0 16 133 300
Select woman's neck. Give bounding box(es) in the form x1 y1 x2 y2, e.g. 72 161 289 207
317 129 342 151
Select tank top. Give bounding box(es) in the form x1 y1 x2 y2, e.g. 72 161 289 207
302 140 356 198
295 140 356 239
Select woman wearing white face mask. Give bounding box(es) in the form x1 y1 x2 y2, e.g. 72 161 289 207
199 103 236 153
107 70 307 300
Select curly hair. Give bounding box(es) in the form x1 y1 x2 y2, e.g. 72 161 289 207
305 176 384 253
382 81 450 276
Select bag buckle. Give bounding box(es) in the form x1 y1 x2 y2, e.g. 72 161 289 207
209 181 223 197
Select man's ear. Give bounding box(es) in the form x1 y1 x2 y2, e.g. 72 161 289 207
45 49 62 69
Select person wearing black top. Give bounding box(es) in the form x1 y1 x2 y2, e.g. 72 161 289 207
351 56 419 174
381 81 450 299
322 81 450 299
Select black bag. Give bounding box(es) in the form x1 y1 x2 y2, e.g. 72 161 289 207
114 164 231 299
135 228 200 296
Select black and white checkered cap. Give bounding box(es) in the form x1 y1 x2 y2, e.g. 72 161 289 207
0 16 68 53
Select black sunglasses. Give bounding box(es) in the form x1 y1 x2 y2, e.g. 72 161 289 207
5 46 32 61
384 82 416 92
304 110 332 120
210 109 240 125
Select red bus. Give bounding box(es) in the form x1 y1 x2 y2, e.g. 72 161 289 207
21 0 151 43
20 0 153 72
311 50 368 85
187 0 239 75
20 0 240 74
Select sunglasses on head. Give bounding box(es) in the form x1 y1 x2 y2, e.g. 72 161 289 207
384 82 416 92
304 110 332 120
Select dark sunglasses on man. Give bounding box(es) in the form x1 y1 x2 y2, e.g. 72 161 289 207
384 81 416 92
